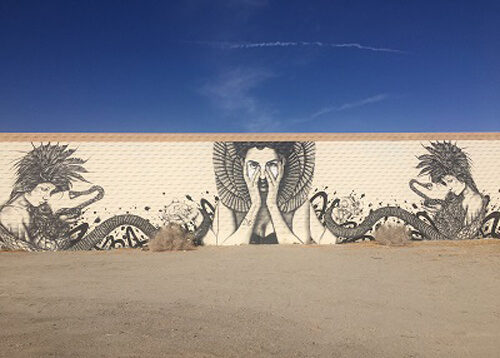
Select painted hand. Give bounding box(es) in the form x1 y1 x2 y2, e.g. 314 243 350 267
245 165 261 207
265 162 282 208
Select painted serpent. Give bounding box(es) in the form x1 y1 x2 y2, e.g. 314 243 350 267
0 185 212 252
0 142 214 252
324 142 490 242
324 181 488 242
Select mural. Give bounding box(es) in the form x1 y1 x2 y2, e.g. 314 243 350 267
0 144 157 251
203 141 335 245
324 142 489 241
0 139 498 251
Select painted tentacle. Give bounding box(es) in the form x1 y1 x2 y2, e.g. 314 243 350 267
324 204 450 241
192 208 212 245
409 179 443 206
68 214 158 251
56 185 106 217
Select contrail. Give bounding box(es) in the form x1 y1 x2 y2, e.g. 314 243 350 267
311 94 390 119
290 94 392 124
196 41 409 54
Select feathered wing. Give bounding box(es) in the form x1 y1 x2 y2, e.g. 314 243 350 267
213 142 251 212
213 141 315 213
278 141 315 213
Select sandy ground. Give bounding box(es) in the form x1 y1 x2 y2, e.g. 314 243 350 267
1 241 499 358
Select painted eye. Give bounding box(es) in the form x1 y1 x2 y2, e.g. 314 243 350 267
267 162 279 178
246 162 260 179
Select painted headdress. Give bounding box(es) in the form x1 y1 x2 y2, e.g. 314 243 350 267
213 141 315 213
11 143 89 199
416 141 478 192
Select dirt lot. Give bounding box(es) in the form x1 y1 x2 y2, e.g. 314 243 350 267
1 241 499 358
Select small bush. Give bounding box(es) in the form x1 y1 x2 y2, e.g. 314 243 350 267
148 224 195 252
374 222 411 246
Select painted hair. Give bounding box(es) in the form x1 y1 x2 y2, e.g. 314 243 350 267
10 143 89 199
416 141 478 193
233 141 295 160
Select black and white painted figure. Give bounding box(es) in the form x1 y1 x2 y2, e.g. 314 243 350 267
410 141 487 239
0 143 158 251
205 141 336 245
0 144 103 250
325 141 488 241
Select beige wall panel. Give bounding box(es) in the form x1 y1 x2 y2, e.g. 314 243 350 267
0 134 498 250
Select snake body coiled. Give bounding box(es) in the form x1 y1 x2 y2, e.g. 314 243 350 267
68 206 211 250
324 180 488 242
0 182 212 251
67 215 158 250
1 210 212 251
324 205 449 241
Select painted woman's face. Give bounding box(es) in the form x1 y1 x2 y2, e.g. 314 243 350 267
442 175 466 195
25 183 56 207
244 147 281 192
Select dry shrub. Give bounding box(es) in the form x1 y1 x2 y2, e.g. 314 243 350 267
0 243 10 252
148 223 195 252
374 222 411 246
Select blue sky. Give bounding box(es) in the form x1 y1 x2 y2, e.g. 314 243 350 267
0 0 498 132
